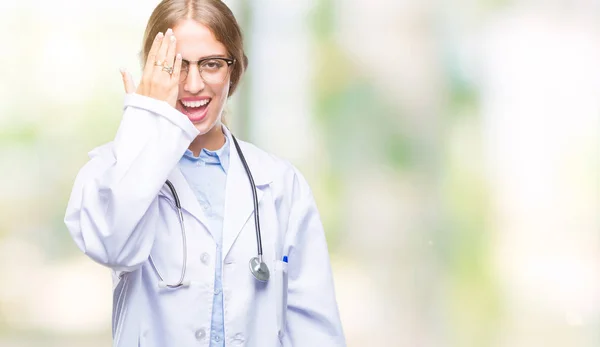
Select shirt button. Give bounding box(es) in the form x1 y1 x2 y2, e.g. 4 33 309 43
214 288 221 295
195 329 206 340
201 253 210 265
214 335 221 342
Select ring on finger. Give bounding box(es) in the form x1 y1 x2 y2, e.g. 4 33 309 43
162 66 173 75
154 60 164 67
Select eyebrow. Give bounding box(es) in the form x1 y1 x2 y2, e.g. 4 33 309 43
181 55 230 63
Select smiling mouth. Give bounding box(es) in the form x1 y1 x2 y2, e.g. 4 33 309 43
179 98 212 122
181 98 211 110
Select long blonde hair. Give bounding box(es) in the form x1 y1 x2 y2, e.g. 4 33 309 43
140 0 248 124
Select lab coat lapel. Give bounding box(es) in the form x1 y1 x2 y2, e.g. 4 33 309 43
222 128 272 259
158 167 211 234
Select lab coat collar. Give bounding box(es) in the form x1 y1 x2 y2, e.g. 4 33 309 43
221 125 273 259
159 167 209 230
221 125 272 186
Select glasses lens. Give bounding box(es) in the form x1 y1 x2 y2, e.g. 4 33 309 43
200 59 230 84
178 58 232 84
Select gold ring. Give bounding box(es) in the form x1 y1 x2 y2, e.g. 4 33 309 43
154 60 164 67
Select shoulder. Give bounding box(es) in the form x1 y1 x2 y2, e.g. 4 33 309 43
237 139 311 196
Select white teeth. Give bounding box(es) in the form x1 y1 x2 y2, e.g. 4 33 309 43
181 99 210 108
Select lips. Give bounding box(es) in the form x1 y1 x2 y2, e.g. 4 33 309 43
179 98 211 123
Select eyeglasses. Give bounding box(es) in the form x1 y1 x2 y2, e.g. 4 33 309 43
179 57 235 84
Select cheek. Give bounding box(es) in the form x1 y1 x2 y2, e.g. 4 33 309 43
213 83 230 102
222 83 231 99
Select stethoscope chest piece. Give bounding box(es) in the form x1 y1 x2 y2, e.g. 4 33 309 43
249 257 270 282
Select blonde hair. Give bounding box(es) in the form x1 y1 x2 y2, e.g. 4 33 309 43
140 0 248 98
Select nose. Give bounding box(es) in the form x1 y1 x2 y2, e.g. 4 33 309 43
183 65 205 94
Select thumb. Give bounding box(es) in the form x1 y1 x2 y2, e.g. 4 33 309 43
120 68 136 94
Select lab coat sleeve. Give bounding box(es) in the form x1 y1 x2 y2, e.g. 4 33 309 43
65 93 199 272
282 169 346 346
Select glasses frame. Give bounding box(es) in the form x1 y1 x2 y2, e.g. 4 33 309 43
179 56 236 84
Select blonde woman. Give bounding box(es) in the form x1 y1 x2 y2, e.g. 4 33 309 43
64 0 345 346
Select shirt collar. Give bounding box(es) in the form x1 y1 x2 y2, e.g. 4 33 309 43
181 134 230 174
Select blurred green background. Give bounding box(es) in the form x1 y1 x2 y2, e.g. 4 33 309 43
0 0 598 346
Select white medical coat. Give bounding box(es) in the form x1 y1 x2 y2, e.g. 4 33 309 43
64 94 346 347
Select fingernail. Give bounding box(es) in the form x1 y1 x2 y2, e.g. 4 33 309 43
119 67 125 74
176 53 181 60
156 32 163 39
166 28 172 35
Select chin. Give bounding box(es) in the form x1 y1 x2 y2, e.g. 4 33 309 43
193 122 213 135
192 116 221 136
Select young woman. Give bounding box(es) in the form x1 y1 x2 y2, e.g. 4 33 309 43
64 0 345 346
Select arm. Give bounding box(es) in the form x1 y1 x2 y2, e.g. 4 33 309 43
64 94 199 272
282 169 346 346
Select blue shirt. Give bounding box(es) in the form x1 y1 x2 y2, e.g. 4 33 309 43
178 136 230 347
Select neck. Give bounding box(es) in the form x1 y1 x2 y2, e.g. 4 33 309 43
188 124 225 156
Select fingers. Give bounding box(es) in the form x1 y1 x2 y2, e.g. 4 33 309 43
164 31 177 70
143 32 164 78
171 53 183 82
120 68 136 94
154 29 173 72
134 28 180 107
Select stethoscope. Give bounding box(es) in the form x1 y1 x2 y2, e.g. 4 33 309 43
150 135 270 289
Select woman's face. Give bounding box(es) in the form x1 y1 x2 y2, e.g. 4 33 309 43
172 19 231 135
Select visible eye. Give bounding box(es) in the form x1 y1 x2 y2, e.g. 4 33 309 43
201 59 225 71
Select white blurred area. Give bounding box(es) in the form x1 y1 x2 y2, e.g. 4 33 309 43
481 8 600 345
0 0 598 346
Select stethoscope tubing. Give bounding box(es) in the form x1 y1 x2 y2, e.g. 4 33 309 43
153 135 265 288
155 180 188 289
231 135 263 261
